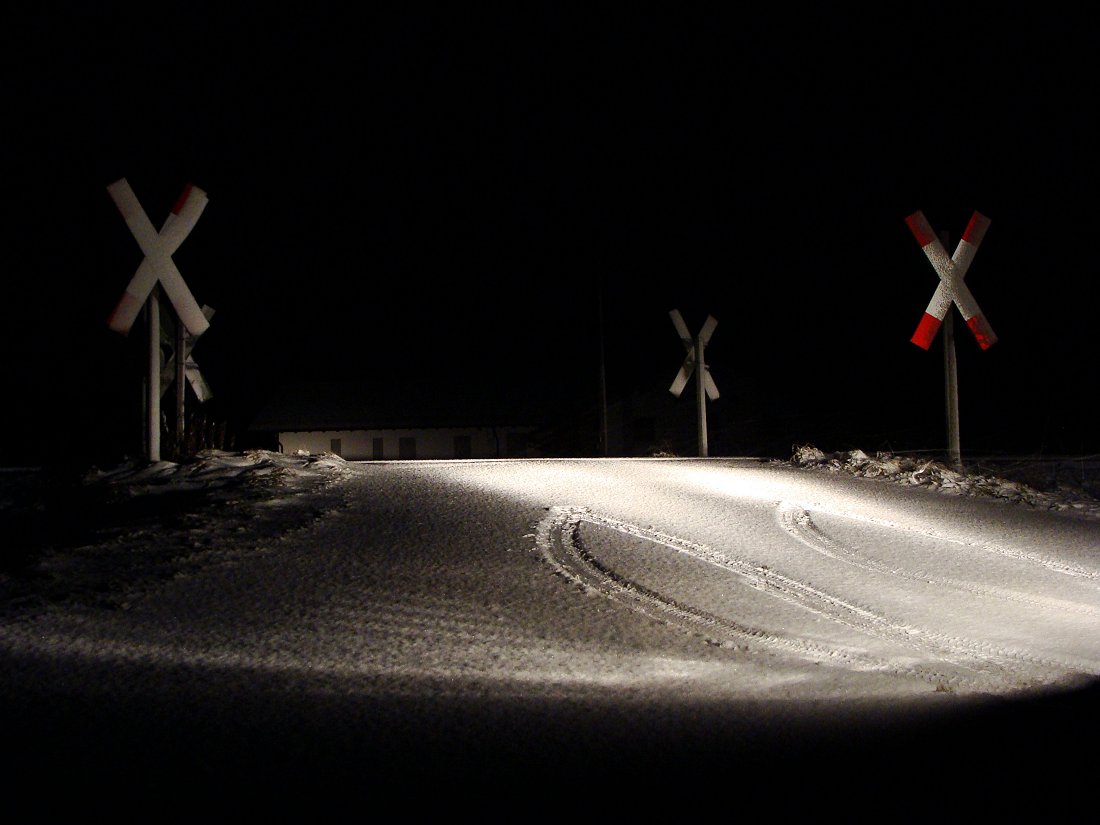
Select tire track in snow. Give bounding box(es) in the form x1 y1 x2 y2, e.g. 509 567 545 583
535 506 1098 691
781 503 1100 582
776 502 1100 619
535 506 988 690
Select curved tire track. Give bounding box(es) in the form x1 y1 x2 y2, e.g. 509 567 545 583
535 507 984 690
778 502 1100 582
535 506 1098 692
776 502 1100 619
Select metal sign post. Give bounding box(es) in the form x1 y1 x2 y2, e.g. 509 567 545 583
905 210 996 470
669 309 719 457
147 285 161 462
939 231 961 470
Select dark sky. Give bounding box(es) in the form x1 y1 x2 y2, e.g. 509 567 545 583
4 8 1097 465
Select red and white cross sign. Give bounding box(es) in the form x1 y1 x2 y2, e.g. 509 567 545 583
906 210 996 351
107 178 211 337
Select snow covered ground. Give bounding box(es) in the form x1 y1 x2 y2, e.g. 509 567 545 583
1 447 1098 818
6 445 1096 617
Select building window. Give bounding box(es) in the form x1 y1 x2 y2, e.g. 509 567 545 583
453 434 471 459
399 436 416 459
330 438 342 457
372 437 384 460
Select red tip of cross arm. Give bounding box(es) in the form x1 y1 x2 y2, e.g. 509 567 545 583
967 315 998 350
911 313 941 349
962 212 991 247
905 211 936 247
172 183 195 215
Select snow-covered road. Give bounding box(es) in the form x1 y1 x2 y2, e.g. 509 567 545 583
2 456 1098 818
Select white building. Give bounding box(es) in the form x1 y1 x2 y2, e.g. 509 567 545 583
248 379 538 460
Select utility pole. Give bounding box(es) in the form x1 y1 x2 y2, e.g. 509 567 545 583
598 275 608 456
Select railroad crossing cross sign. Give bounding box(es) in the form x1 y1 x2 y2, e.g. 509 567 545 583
669 310 719 400
906 210 997 350
160 304 216 402
669 309 719 458
106 178 211 337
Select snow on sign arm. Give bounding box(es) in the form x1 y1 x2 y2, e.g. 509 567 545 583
906 210 997 351
106 178 211 338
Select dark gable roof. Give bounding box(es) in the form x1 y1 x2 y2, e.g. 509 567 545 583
248 378 543 432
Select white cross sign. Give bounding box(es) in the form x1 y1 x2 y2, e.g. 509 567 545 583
669 309 719 400
107 178 211 337
906 210 997 351
161 304 216 403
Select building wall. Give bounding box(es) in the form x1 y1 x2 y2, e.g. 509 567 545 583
277 427 533 460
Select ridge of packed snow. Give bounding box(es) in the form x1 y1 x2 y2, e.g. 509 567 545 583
781 445 1100 520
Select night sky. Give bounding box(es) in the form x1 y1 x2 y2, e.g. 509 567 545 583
4 8 1097 466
